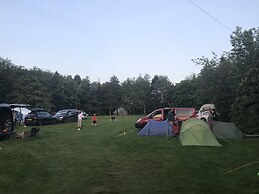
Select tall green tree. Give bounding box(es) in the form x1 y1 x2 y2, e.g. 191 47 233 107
14 72 52 110
192 54 220 107
229 27 259 85
0 58 16 102
121 78 136 114
133 74 150 114
50 72 80 110
173 77 198 108
88 81 102 114
74 74 82 85
228 27 259 132
78 76 91 111
148 75 172 112
100 76 122 115
63 76 80 108
230 68 259 134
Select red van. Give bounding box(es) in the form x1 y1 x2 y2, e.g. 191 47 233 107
135 107 196 129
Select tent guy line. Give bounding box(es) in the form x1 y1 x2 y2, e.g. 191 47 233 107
223 158 259 175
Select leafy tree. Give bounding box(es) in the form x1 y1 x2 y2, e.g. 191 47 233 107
230 68 259 134
100 76 122 115
172 77 198 108
78 76 91 111
133 74 151 114
63 76 80 108
192 54 220 107
148 75 172 112
228 27 259 129
50 72 80 110
210 57 235 121
74 74 82 85
229 27 259 84
0 58 17 102
88 81 102 114
121 78 136 114
14 72 52 110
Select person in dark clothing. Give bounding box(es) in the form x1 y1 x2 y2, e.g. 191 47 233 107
208 110 214 129
211 109 219 121
167 109 175 125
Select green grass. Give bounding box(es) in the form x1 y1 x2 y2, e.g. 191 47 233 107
0 115 259 194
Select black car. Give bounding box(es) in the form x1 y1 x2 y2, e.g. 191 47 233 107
24 109 57 126
52 109 79 123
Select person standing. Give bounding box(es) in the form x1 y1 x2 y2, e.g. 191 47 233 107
208 110 213 129
167 109 175 126
91 114 97 127
211 108 219 121
77 111 83 130
168 109 178 135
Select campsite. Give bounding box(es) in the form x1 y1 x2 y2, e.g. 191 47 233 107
0 115 258 194
1 2 259 193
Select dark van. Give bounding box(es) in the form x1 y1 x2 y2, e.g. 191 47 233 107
135 107 196 129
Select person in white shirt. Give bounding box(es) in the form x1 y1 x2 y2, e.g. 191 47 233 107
77 111 83 130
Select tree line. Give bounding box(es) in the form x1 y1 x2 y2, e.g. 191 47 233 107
0 27 258 134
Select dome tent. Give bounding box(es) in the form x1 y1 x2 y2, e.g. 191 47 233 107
179 118 221 146
212 121 244 139
137 119 173 137
113 107 128 116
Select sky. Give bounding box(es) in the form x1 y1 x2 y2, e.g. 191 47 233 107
0 0 258 84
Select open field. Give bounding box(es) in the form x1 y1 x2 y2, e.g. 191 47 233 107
0 115 259 194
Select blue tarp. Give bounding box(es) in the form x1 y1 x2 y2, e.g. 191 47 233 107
137 120 173 136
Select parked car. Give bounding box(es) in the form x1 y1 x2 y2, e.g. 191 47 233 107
24 109 57 126
197 104 215 122
135 107 196 128
52 109 79 123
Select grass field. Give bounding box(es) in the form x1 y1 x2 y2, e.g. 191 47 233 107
0 115 259 194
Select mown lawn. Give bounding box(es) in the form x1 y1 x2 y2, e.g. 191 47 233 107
0 115 259 194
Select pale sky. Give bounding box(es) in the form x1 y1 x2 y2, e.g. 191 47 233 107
0 0 258 83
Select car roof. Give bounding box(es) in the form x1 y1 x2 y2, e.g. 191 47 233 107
57 109 78 112
200 104 215 109
154 107 195 111
0 103 31 108
0 103 11 108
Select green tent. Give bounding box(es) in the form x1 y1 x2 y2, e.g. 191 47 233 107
212 121 243 139
179 118 222 146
